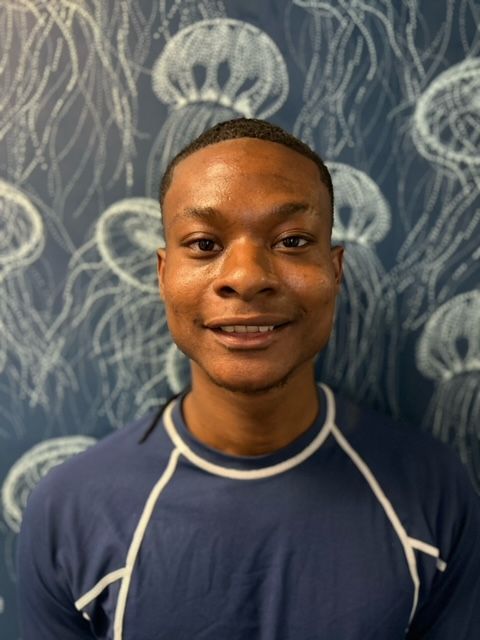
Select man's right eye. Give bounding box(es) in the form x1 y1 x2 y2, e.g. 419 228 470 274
190 238 221 252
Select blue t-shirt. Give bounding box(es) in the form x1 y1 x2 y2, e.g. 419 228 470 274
18 384 480 639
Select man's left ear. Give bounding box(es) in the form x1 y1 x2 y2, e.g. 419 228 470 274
330 245 344 288
156 248 166 300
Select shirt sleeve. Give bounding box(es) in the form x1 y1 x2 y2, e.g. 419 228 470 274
17 475 95 640
406 457 480 639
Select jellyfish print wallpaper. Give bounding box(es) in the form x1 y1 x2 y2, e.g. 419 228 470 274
0 1 479 636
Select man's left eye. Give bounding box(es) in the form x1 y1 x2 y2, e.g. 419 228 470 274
277 236 309 248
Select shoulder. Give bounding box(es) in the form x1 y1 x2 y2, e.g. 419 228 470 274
329 388 479 546
331 388 467 483
22 408 175 532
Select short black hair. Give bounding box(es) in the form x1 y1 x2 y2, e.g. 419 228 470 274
159 117 334 222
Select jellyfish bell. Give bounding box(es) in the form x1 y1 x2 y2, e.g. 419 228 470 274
327 163 391 245
416 291 480 486
95 198 163 293
151 19 289 119
0 180 44 281
413 58 480 169
1 436 96 533
147 19 288 196
416 291 480 383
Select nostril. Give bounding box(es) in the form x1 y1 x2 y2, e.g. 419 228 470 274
219 285 238 297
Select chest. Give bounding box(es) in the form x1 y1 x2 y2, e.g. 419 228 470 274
80 464 416 639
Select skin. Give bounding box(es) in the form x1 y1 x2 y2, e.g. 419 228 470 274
157 138 343 456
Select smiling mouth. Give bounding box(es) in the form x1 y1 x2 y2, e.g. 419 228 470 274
207 323 290 349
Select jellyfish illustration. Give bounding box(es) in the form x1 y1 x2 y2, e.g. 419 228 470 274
1 436 96 533
0 179 44 380
49 198 174 429
413 57 480 173
319 163 398 413
146 18 289 194
288 0 402 165
0 1 146 229
394 0 466 108
0 180 44 284
396 57 480 330
94 198 164 294
0 181 76 420
416 291 480 489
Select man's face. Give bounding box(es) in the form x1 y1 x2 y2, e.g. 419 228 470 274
158 138 343 394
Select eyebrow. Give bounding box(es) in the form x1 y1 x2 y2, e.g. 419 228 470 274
172 201 313 224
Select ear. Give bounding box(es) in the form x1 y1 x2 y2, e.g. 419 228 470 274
156 248 166 300
330 245 344 290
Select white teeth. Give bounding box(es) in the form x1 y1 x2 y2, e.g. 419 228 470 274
219 325 275 333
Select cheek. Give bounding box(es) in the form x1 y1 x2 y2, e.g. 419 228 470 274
162 269 209 335
286 269 338 311
161 278 190 327
163 254 217 293
305 276 339 345
163 290 194 325
162 261 199 306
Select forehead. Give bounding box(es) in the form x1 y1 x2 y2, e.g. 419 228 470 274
163 138 329 222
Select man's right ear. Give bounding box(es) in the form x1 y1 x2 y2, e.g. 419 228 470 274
156 248 166 300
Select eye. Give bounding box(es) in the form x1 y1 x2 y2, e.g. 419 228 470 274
275 236 310 249
188 238 221 253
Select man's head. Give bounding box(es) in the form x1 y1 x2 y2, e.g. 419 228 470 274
157 118 343 395
159 118 334 228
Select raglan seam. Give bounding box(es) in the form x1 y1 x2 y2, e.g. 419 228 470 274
113 447 181 640
330 421 421 624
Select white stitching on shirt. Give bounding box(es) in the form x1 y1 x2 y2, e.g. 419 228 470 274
162 384 334 480
75 567 126 611
330 424 421 624
113 447 181 640
408 537 447 572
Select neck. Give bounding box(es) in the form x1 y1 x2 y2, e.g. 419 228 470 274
182 364 320 456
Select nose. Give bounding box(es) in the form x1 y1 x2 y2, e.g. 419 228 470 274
213 240 279 300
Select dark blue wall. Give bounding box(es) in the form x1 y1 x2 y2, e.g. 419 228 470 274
1 1 479 636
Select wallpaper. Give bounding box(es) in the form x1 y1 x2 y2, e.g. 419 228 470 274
0 1 479 636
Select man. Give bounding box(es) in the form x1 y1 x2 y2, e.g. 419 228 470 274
18 118 480 639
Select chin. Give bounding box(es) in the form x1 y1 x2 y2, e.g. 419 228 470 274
202 364 298 396
187 348 318 396
212 378 290 395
